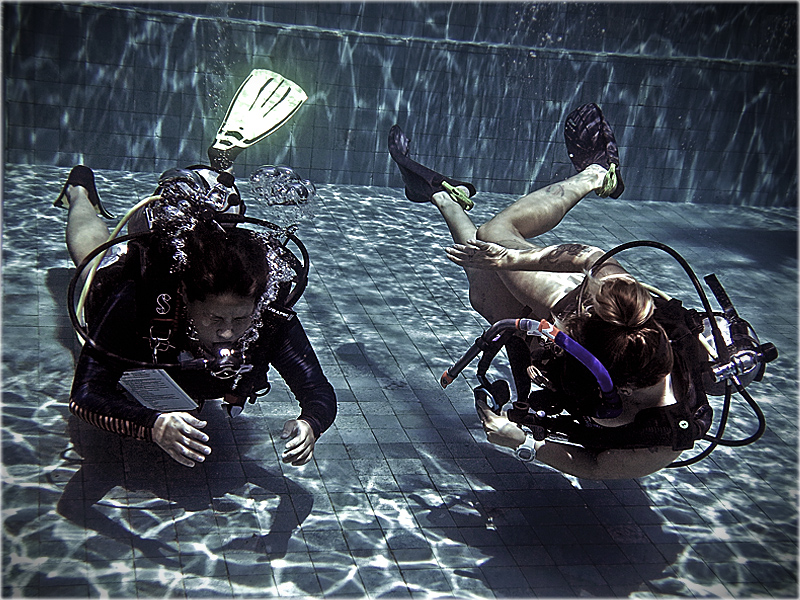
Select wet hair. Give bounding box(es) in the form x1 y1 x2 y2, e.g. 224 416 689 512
565 274 673 390
179 224 269 303
141 172 297 312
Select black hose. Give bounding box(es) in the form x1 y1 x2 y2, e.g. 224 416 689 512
666 358 768 468
440 319 520 387
704 380 767 447
668 383 732 468
68 215 310 369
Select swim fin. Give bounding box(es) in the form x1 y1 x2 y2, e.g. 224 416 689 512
563 103 625 199
388 124 476 209
208 69 308 171
53 165 115 218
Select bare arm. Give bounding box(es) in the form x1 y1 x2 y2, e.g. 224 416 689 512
476 401 679 480
447 240 627 276
535 440 682 480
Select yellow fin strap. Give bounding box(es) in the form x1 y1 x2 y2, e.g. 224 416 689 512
441 181 474 211
597 163 618 198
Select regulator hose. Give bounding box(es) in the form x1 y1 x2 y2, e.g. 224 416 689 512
441 317 622 419
68 214 310 370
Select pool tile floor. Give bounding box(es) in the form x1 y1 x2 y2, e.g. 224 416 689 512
2 164 798 598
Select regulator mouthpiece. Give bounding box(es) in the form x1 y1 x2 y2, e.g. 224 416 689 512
208 343 252 380
180 343 253 380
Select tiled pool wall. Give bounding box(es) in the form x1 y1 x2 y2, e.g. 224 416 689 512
3 2 797 207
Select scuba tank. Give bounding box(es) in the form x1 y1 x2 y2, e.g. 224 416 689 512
441 240 778 467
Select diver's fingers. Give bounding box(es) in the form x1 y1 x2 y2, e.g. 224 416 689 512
153 413 211 467
488 421 527 449
294 448 314 466
182 433 212 457
173 439 209 466
281 420 300 444
160 437 204 467
166 448 197 468
281 420 315 465
180 421 210 444
446 245 487 268
286 443 314 466
181 414 207 429
475 398 500 423
464 239 493 251
476 399 526 448
445 246 469 263
282 440 314 465
449 241 488 255
175 419 211 458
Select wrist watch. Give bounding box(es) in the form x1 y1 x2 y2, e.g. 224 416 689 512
514 433 538 462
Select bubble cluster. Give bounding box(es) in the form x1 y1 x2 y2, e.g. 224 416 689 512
249 165 316 230
233 231 297 382
148 177 217 272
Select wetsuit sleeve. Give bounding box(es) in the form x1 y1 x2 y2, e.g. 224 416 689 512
270 318 337 438
69 281 160 440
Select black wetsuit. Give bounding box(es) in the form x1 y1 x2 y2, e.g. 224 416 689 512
69 243 337 442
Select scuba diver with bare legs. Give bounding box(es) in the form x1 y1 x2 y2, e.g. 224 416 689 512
389 103 776 480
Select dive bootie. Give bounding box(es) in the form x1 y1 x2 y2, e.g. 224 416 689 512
388 124 476 209
564 103 625 199
53 165 115 218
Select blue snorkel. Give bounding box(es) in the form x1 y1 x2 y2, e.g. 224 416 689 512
441 317 623 419
522 319 622 419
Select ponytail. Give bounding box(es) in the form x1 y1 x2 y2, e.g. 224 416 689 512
566 274 672 390
592 275 654 328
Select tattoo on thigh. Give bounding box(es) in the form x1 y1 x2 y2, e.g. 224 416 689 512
543 244 591 264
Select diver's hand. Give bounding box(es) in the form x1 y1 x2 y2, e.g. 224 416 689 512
475 398 526 449
152 412 211 467
446 239 517 270
281 419 316 466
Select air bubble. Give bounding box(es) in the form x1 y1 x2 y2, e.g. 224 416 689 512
249 165 317 230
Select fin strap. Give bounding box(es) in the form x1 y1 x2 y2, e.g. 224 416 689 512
442 181 475 211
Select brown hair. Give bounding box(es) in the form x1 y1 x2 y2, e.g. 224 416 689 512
566 275 673 390
180 223 270 303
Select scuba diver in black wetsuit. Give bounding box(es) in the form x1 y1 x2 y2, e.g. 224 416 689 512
56 165 336 468
54 70 336 468
389 103 776 480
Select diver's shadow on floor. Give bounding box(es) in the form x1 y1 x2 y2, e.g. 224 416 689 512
56 409 312 567
416 446 685 596
336 342 409 389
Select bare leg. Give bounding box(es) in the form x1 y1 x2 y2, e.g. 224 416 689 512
65 185 110 266
472 165 609 318
431 190 477 247
431 190 527 324
477 164 607 250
